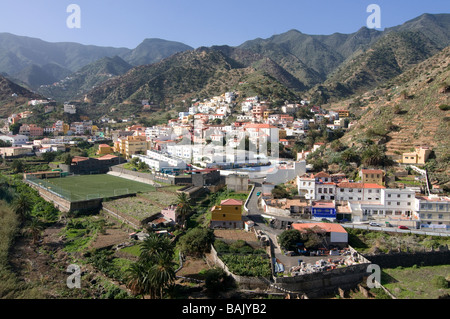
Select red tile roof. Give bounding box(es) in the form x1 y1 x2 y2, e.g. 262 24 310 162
337 182 385 189
292 223 347 234
220 199 243 206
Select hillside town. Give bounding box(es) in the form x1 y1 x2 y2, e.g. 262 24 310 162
0 87 449 301
0 91 448 231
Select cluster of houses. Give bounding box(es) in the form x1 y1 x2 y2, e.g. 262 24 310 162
1 92 448 232
256 169 449 230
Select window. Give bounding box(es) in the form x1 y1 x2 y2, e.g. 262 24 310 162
388 202 391 205
397 202 401 206
427 214 432 219
369 190 372 193
438 214 443 219
340 189 344 192
349 189 353 192
408 195 411 198
388 194 391 198
397 194 401 198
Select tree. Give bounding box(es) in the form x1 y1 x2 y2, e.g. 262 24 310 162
361 144 386 167
9 123 22 135
271 184 291 199
175 193 193 228
148 251 176 299
126 261 150 298
139 233 174 265
12 194 32 224
278 229 303 251
126 234 177 299
24 218 44 245
178 227 214 257
11 160 25 173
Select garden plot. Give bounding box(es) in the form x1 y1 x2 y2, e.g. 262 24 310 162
104 196 163 223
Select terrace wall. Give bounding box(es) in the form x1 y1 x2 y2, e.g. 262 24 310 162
205 245 271 290
26 181 103 213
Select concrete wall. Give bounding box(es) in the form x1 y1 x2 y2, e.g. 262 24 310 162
266 161 306 185
110 165 192 185
363 248 450 269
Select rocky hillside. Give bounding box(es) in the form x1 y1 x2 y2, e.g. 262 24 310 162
84 47 302 109
337 46 450 183
0 75 44 117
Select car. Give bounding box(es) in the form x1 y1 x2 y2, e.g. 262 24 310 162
369 222 381 227
256 192 261 196
398 225 409 230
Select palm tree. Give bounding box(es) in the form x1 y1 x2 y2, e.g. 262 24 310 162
12 194 32 224
175 192 193 228
125 262 149 298
24 218 44 245
361 144 386 167
139 233 173 264
149 251 176 299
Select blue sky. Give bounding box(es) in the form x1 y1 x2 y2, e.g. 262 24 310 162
0 0 448 49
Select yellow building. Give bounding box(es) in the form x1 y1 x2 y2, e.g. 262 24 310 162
359 169 384 186
402 146 432 165
210 199 244 229
114 135 150 159
97 144 113 156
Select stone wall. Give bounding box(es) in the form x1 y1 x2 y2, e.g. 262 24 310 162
273 263 371 298
27 181 103 213
205 245 271 290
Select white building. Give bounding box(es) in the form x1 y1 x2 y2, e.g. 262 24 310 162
414 195 450 228
0 134 29 147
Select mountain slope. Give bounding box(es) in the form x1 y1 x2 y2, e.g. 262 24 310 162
307 30 442 103
121 38 194 66
339 46 450 182
0 75 45 117
84 48 301 110
37 56 133 102
12 63 72 88
0 33 193 83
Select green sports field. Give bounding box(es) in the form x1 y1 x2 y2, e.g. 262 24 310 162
41 174 156 201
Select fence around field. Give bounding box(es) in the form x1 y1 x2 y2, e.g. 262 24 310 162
25 175 135 202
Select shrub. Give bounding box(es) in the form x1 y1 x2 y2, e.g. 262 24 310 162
432 276 448 289
438 104 450 111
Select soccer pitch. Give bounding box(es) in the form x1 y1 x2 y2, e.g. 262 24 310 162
43 174 156 201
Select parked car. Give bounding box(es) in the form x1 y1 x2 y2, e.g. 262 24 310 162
398 225 409 230
369 222 381 227
256 192 261 196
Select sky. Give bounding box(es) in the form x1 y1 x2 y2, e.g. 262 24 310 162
0 0 448 49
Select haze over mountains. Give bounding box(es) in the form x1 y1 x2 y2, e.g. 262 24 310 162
0 13 449 107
